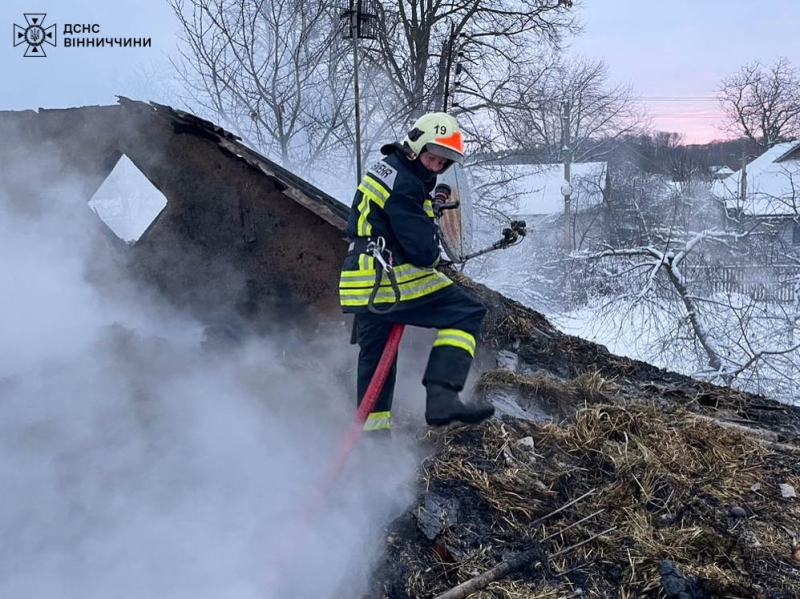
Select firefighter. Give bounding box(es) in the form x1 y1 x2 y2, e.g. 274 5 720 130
339 112 495 432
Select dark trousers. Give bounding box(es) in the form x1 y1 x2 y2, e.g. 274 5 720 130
354 284 486 417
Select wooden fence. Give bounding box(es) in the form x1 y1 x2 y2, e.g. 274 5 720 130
686 264 800 303
582 257 800 304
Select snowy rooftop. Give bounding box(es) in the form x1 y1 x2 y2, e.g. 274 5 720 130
711 141 800 216
712 165 735 178
482 162 607 216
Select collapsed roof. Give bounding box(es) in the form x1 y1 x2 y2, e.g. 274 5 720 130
2 98 800 597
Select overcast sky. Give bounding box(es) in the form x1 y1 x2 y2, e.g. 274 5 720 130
2 0 799 144
1 0 180 110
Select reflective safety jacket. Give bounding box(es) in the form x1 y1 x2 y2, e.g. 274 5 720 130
339 145 453 312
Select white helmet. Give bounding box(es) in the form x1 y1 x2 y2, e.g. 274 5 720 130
402 112 466 165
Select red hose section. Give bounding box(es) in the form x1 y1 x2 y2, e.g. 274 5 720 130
298 322 405 523
264 323 405 583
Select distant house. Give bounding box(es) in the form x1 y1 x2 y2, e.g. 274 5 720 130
511 162 607 217
503 162 608 250
711 165 735 180
711 140 800 250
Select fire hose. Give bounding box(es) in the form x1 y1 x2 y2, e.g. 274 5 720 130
299 322 404 524
266 323 404 581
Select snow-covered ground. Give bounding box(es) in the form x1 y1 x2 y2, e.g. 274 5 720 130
552 302 671 365
552 297 800 406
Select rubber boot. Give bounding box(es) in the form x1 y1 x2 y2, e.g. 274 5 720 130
425 383 495 427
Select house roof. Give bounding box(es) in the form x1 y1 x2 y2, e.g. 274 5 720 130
485 162 607 217
0 97 351 317
712 165 734 177
711 140 800 216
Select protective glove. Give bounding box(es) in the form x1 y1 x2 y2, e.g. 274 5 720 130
432 184 459 217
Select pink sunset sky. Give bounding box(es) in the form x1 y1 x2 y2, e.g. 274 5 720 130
570 0 800 145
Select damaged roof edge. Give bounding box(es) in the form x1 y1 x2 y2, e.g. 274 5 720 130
121 96 351 231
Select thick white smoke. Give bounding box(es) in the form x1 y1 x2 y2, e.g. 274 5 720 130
0 185 421 598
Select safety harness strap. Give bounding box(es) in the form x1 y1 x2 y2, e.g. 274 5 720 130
347 237 401 314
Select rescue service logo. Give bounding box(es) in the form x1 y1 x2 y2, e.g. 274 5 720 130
13 13 56 57
11 15 151 56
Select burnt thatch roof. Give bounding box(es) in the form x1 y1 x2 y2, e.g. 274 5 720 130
3 99 800 598
370 398 800 598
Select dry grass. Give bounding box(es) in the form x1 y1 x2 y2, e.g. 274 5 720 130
476 368 622 420
384 401 800 599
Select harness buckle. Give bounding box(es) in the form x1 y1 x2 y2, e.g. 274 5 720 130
366 237 393 273
363 236 401 315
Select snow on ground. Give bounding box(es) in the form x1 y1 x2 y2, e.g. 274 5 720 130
552 303 662 363
548 299 702 382
551 296 800 405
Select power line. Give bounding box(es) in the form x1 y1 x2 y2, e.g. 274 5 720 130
640 96 718 102
649 115 726 119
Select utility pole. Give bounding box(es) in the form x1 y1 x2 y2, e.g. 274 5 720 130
340 1 378 186
443 23 455 111
351 8 362 185
443 28 466 111
561 99 573 252
740 150 748 204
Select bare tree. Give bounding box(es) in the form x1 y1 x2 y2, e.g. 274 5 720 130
573 243 800 401
169 0 580 184
368 1 578 120
337 0 582 174
567 171 800 402
492 56 646 162
718 58 800 150
169 0 354 177
448 55 644 244
167 0 587 208
587 230 736 373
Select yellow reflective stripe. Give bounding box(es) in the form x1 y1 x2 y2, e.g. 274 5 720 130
340 260 452 306
363 411 392 431
395 262 433 276
358 253 373 270
340 274 434 290
340 265 441 287
340 275 452 305
339 274 444 295
341 263 437 279
340 276 444 296
340 269 445 290
340 274 376 286
423 199 434 218
438 329 476 348
362 175 389 202
357 185 386 209
356 193 372 237
356 185 387 237
433 329 476 357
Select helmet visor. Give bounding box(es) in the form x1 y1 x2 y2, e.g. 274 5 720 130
425 142 465 165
